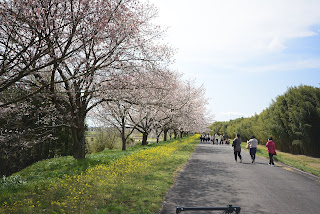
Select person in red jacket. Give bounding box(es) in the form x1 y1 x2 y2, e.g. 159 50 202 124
266 137 276 166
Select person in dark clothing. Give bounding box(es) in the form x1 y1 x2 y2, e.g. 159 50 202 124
232 133 242 163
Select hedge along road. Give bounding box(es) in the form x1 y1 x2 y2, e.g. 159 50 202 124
160 142 320 214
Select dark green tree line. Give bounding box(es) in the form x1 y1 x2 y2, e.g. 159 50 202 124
0 85 73 176
209 85 320 157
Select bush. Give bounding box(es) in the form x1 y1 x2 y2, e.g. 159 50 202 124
126 137 135 145
0 175 26 190
87 127 121 153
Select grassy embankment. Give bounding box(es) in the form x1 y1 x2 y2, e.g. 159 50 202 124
0 135 199 213
241 143 320 177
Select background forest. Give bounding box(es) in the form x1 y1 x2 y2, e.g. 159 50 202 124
209 85 320 157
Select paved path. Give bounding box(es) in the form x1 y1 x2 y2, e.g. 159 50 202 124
160 142 320 214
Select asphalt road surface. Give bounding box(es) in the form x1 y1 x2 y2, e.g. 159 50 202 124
160 142 320 214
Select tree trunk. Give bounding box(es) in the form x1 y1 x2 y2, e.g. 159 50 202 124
121 120 126 151
163 129 168 141
156 130 162 144
121 135 127 151
180 131 183 138
142 132 148 145
174 130 177 139
72 120 86 159
64 136 69 156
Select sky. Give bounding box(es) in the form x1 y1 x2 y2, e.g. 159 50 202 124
145 0 320 122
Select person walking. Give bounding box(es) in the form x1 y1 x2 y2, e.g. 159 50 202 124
232 133 242 163
215 133 219 144
266 137 276 166
247 135 258 163
223 134 226 144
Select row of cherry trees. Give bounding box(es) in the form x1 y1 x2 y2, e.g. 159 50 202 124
92 73 209 151
0 0 209 175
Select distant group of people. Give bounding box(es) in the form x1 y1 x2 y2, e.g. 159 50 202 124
232 133 277 166
200 133 277 165
200 133 229 145
200 134 211 142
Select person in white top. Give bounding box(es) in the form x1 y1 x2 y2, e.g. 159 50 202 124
215 133 219 144
247 135 258 163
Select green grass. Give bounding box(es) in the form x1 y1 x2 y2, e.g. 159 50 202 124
0 135 199 213
3 136 318 213
241 143 320 176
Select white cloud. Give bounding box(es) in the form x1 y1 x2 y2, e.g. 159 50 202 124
149 0 320 56
235 58 320 73
145 0 320 122
146 0 320 81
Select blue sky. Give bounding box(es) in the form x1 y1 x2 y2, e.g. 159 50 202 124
146 0 320 122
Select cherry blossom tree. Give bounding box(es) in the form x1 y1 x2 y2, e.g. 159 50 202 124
92 63 177 148
47 0 163 159
92 100 136 151
167 80 210 138
0 0 89 103
1 0 165 159
1 0 211 163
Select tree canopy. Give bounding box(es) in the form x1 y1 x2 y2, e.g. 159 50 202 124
209 85 320 157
